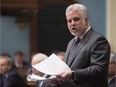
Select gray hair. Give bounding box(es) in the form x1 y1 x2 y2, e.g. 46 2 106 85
0 56 13 65
32 53 48 63
110 52 116 64
66 4 87 18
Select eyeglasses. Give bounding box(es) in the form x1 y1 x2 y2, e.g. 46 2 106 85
0 63 9 67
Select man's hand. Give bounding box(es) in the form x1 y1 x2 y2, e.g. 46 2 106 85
57 71 72 80
48 71 72 86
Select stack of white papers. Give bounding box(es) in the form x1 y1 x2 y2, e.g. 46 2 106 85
32 53 71 75
28 53 71 81
27 73 56 81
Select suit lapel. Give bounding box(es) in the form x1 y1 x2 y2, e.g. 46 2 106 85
109 77 115 87
64 38 75 63
68 29 93 66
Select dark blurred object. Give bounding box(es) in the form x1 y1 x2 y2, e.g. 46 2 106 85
14 51 29 69
14 51 29 84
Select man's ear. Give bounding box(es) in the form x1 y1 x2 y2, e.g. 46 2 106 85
85 17 89 27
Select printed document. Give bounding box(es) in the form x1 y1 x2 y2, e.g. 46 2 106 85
32 53 71 75
27 73 56 81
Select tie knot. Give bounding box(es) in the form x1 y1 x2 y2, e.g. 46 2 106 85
75 37 81 44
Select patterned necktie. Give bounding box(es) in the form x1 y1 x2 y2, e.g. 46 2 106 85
74 37 81 45
38 81 46 87
38 81 41 87
70 37 81 52
67 37 81 64
40 81 44 87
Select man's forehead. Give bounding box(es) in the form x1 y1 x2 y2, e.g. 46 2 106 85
0 58 8 64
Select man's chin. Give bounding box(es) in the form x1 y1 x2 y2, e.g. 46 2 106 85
70 32 75 36
71 32 79 37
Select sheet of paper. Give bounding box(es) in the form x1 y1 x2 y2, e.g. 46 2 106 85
27 73 56 81
27 74 36 81
32 53 71 75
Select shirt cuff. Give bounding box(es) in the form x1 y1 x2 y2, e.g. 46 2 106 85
71 71 76 80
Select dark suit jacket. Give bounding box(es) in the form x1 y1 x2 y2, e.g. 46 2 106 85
108 77 115 87
3 69 26 87
59 28 110 87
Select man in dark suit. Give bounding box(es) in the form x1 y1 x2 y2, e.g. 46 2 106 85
53 3 110 87
108 52 116 87
0 55 26 87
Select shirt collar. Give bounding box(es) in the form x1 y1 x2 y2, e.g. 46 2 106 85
108 75 116 83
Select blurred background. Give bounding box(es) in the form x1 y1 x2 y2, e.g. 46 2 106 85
0 0 116 62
